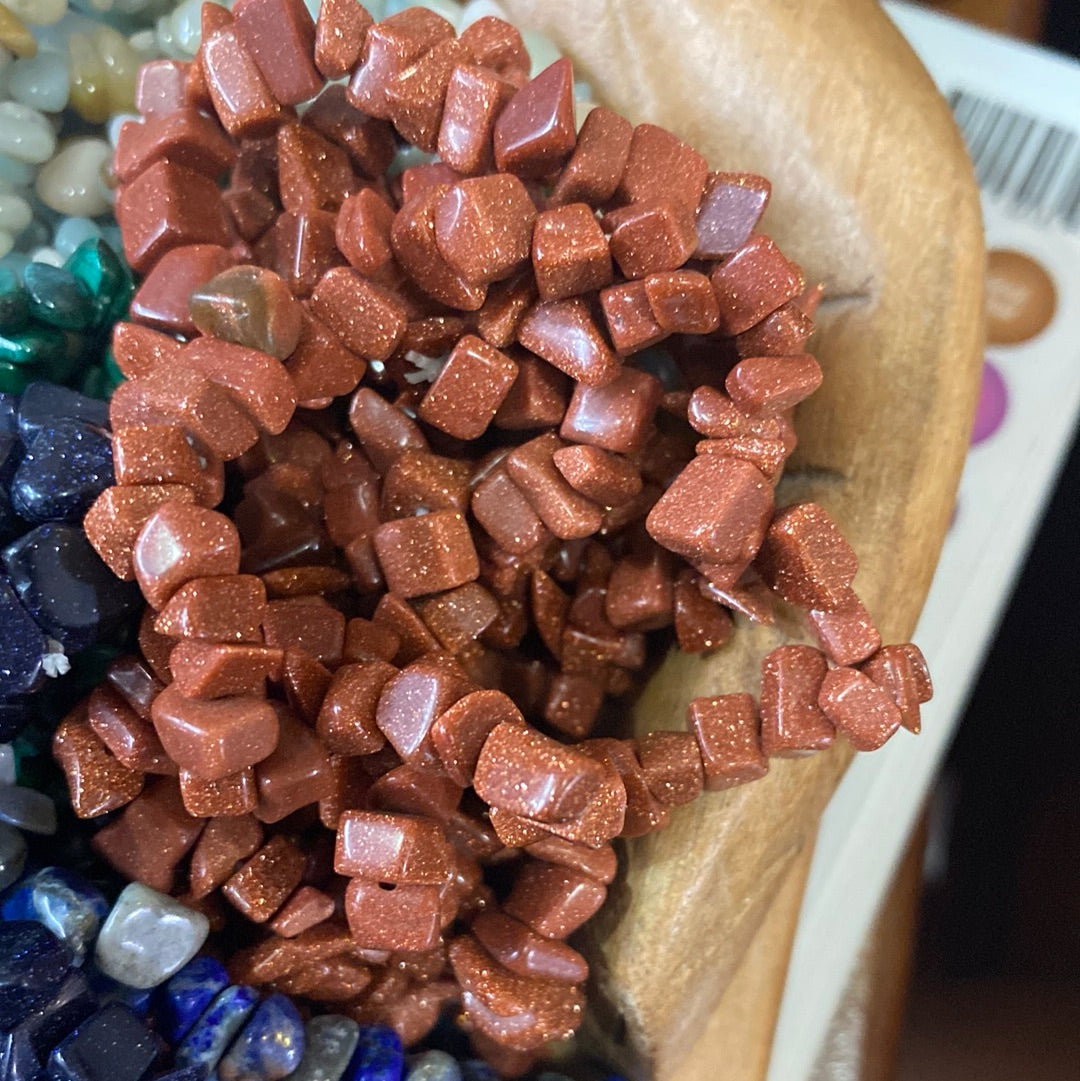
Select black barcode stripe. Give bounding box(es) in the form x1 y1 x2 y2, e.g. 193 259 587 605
948 88 1080 230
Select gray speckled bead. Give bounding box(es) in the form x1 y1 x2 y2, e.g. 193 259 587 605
406 1050 462 1081
0 820 27 891
94 883 209 989
289 1015 361 1081
0 781 57 834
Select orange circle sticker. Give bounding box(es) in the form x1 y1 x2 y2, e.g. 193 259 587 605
985 249 1056 345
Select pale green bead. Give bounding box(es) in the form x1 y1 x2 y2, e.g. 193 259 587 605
8 48 71 113
35 137 112 217
0 153 36 187
521 29 562 78
54 216 102 257
460 0 506 27
0 193 33 236
0 102 57 164
128 28 158 63
5 0 69 28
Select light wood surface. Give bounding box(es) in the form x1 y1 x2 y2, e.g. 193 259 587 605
502 1 985 1077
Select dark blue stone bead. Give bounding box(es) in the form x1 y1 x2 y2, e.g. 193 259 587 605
0 970 98 1081
47 1003 162 1081
155 958 230 1045
0 435 23 543
16 385 108 445
342 1027 403 1081
0 922 74 1030
174 985 259 1077
458 1064 498 1081
21 265 94 334
218 994 305 1081
2 525 140 652
10 422 113 525
0 398 16 437
0 698 30 743
82 966 152 1020
0 580 44 698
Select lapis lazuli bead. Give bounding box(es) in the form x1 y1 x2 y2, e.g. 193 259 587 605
10 422 113 525
16 384 108 444
0 922 74 1030
0 579 44 698
47 1003 162 1081
342 1027 404 1081
9 869 110 962
157 957 230 1045
174 985 260 1077
218 993 305 1081
2 524 140 653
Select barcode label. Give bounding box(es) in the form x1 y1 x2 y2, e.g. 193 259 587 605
948 88 1080 230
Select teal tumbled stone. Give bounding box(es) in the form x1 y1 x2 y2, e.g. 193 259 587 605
23 264 96 332
0 266 29 332
65 240 134 327
0 360 45 394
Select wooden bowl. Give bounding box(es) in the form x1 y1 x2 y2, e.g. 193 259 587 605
501 0 985 1077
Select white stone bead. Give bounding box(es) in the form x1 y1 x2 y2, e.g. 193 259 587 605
95 882 210 989
35 137 112 217
5 0 69 28
8 49 71 114
0 231 14 260
54 215 102 256
0 782 57 835
30 246 64 266
0 102 58 165
0 745 15 787
0 192 33 235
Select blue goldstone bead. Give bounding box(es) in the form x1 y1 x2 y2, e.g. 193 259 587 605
47 1003 162 1081
156 958 230 1045
0 433 23 543
0 698 30 744
0 922 74 1030
2 524 141 652
342 1027 403 1081
218 994 305 1081
16 385 108 445
0 580 44 698
21 265 94 334
0 970 98 1081
10 422 113 525
174 986 260 1078
10 869 109 962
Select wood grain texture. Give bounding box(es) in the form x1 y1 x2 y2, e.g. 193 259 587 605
500 1 985 1077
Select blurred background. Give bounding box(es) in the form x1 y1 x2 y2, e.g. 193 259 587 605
868 3 1079 1078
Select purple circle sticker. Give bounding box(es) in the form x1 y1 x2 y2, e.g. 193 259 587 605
971 359 1008 446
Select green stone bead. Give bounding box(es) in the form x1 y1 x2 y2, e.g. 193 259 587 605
80 363 108 401
23 262 96 332
0 265 30 332
0 321 67 365
0 359 45 393
102 348 126 393
65 239 134 327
